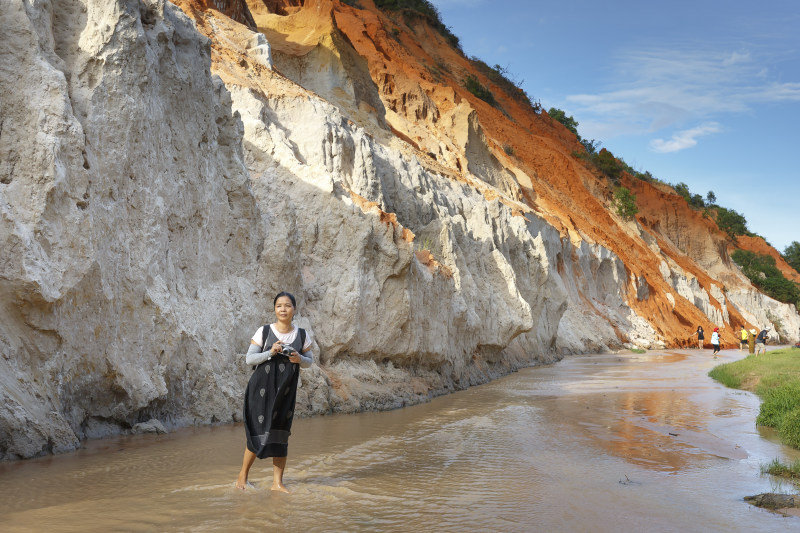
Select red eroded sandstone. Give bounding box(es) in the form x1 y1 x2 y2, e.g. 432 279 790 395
174 0 796 348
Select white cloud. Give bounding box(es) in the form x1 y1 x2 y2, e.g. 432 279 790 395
561 47 798 141
758 82 800 101
722 51 751 66
649 123 721 153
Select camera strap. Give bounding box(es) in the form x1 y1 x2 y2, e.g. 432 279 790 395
261 324 272 353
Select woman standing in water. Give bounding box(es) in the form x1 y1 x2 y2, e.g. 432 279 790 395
236 292 313 492
696 326 705 349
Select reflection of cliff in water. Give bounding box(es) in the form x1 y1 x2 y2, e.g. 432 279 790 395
581 388 748 472
530 351 755 474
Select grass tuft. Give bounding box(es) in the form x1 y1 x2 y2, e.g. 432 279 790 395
761 457 800 482
756 381 800 427
708 363 743 389
780 408 800 449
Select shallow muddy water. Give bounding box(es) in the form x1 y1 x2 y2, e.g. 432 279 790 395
2 348 799 532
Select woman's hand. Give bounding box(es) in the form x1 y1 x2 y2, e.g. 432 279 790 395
288 351 301 364
271 342 282 355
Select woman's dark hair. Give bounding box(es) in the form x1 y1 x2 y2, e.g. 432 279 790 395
273 291 296 308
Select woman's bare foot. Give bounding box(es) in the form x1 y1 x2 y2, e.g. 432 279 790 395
235 472 249 490
271 483 290 493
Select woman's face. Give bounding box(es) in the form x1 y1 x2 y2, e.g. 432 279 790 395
274 296 295 321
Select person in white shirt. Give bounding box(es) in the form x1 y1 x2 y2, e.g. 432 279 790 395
235 291 313 492
710 327 720 358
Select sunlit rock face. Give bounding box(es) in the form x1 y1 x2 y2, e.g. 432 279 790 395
1 0 797 460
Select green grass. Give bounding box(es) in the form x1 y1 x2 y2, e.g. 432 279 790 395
709 348 800 449
707 366 741 389
463 74 496 106
779 408 800 448
757 382 800 428
630 348 646 354
761 457 800 483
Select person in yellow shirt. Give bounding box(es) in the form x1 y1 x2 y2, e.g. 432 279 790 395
740 326 748 352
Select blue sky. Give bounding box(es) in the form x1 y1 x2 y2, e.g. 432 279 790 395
429 0 800 253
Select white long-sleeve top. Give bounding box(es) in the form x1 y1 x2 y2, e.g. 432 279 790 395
711 331 720 344
246 324 313 368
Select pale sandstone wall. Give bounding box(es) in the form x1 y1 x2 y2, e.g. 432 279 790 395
728 290 800 344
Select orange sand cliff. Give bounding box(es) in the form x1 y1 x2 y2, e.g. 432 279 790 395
174 0 798 348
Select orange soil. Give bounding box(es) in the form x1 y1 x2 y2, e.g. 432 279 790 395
173 0 791 348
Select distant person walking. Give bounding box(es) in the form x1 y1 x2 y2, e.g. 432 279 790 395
711 327 720 358
696 326 705 349
755 327 768 355
740 326 748 352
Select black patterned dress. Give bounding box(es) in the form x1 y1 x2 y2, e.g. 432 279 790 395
243 327 304 459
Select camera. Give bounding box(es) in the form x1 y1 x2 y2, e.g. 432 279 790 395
276 343 295 356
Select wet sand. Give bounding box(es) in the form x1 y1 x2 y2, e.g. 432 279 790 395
1 347 799 532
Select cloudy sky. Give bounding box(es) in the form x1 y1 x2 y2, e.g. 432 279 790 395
430 0 800 252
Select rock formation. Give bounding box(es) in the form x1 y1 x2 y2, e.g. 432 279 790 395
1 0 798 459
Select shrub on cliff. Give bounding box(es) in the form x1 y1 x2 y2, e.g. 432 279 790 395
375 0 462 51
463 74 496 106
592 149 624 183
613 186 638 220
547 107 579 137
673 182 704 208
714 206 751 240
669 183 761 241
783 241 800 275
470 58 538 110
580 138 601 154
671 184 717 210
731 249 800 305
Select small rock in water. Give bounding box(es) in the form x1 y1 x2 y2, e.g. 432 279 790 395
132 419 167 435
744 493 797 510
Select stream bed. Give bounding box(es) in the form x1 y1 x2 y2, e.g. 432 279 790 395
2 348 798 532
